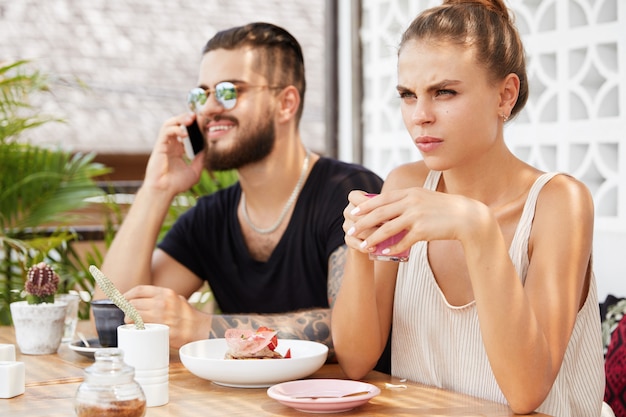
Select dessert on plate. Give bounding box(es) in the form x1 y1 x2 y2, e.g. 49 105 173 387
224 326 291 359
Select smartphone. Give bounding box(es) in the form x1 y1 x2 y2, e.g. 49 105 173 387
184 119 205 159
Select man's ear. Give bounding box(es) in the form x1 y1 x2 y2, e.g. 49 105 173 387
276 86 300 123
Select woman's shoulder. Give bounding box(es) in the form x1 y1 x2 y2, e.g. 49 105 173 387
531 172 594 243
537 172 593 211
384 160 430 191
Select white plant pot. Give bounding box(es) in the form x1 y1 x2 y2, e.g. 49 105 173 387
10 301 67 355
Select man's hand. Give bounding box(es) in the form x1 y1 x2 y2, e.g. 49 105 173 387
143 113 206 197
122 285 212 349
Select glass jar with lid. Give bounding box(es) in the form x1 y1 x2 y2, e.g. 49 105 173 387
75 348 146 417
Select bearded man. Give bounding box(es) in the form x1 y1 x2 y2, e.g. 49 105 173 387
94 22 382 355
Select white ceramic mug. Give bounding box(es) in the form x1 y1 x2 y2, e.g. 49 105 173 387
117 323 169 407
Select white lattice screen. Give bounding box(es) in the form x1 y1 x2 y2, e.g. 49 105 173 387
341 0 626 298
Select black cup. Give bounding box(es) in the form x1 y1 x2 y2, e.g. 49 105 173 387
91 299 126 347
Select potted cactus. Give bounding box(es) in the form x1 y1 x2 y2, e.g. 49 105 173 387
10 262 68 355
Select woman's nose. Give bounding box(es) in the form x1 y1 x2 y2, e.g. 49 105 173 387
410 100 434 126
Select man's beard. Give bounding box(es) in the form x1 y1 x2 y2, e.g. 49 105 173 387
205 117 275 171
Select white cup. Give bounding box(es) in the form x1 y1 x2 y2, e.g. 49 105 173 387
135 373 169 385
134 366 168 378
137 382 169 408
117 323 169 407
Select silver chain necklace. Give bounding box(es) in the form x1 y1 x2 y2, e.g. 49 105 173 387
241 149 311 235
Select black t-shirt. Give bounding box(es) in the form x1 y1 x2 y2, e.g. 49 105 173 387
157 157 383 314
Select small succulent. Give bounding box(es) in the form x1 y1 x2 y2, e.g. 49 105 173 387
89 265 145 330
24 262 59 304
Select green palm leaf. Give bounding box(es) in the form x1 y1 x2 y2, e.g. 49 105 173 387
0 144 109 232
0 60 60 143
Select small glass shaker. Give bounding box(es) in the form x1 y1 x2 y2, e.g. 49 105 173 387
75 348 146 417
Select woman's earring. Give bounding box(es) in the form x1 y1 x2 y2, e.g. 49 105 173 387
500 113 509 122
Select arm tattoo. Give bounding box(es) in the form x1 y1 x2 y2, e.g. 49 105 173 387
327 245 347 308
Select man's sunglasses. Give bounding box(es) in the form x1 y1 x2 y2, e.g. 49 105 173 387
187 81 283 112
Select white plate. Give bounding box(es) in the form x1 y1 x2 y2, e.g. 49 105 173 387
68 338 103 359
179 338 328 388
267 379 380 413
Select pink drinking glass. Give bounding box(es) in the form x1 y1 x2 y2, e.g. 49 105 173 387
364 194 410 262
369 230 410 262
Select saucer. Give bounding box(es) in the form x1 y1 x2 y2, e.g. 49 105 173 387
267 379 380 413
68 338 102 359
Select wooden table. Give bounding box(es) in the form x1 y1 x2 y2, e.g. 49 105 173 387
0 321 550 417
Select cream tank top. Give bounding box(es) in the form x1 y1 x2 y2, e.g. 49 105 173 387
391 171 605 416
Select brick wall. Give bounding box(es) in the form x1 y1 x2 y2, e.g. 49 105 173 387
0 0 327 155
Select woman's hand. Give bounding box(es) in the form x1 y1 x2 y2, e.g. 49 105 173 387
343 190 380 254
345 188 487 255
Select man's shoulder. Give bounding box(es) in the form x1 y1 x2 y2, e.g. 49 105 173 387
309 157 382 196
316 157 382 181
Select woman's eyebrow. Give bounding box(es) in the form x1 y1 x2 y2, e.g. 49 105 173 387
397 79 462 93
427 79 461 92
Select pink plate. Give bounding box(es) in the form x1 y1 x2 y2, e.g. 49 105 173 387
267 379 380 413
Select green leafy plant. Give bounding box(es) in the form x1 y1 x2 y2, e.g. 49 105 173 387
0 59 59 141
0 60 109 324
